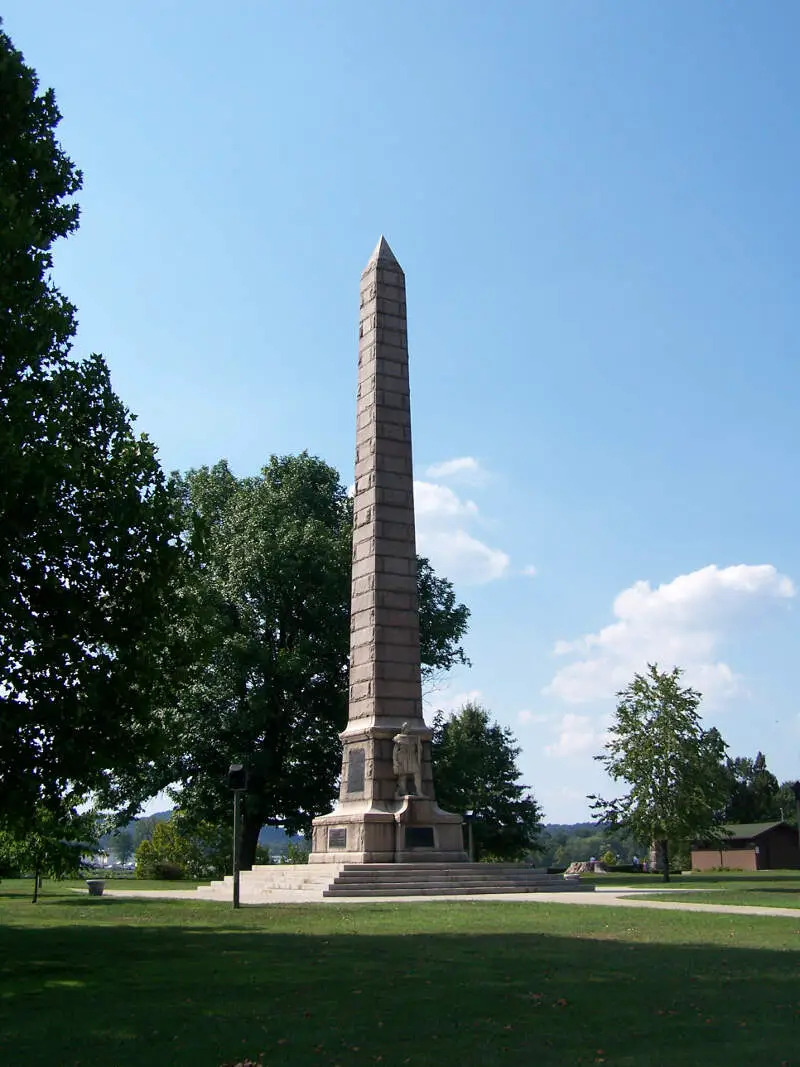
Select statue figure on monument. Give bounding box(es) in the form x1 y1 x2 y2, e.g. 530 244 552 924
392 722 422 796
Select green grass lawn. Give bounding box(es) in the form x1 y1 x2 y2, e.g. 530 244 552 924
3 876 201 901
0 879 798 1067
600 870 800 910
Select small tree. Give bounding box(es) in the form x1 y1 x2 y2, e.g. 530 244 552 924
108 830 134 867
285 841 310 864
590 664 729 882
431 702 543 861
0 801 97 901
134 815 229 880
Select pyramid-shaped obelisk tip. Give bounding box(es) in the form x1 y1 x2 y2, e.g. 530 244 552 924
366 235 400 267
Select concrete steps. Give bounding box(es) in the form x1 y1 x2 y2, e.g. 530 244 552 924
192 862 591 902
194 863 343 902
323 863 589 898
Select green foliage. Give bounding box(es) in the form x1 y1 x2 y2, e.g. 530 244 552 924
134 815 227 880
151 861 184 881
537 824 645 868
285 841 310 864
131 816 160 851
417 558 471 681
775 780 800 826
135 822 190 880
590 664 730 881
601 850 616 867
721 752 781 824
431 701 543 861
0 798 97 900
143 455 469 868
108 830 134 866
0 22 186 828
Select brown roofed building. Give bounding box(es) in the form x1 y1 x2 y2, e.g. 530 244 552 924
691 822 800 871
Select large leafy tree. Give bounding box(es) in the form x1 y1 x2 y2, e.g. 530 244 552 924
431 701 543 861
590 664 729 882
0 23 185 826
721 751 781 824
150 455 470 868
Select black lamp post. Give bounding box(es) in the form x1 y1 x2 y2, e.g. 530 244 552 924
793 781 800 852
228 763 247 909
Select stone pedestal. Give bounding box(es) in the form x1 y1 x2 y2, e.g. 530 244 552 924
310 237 466 865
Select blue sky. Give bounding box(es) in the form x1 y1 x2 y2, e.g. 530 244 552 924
7 2 800 821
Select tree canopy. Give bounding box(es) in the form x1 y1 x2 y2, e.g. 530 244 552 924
431 701 543 861
721 751 781 825
0 23 186 826
775 780 800 827
590 664 729 881
141 456 470 868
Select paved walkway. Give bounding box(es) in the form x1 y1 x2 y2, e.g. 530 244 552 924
97 884 800 918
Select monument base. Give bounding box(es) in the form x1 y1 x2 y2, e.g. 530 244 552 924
310 795 468 864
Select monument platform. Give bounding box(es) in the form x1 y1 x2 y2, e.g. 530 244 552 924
193 863 591 902
311 794 466 864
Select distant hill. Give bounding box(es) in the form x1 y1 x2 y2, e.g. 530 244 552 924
258 825 306 847
103 815 593 850
542 822 597 834
101 812 305 852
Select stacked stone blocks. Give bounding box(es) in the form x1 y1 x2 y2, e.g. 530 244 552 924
310 238 465 863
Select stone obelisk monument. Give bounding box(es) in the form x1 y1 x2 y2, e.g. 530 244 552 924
310 237 466 864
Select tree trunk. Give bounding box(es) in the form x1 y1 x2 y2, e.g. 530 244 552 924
660 839 670 883
239 812 263 871
32 865 40 903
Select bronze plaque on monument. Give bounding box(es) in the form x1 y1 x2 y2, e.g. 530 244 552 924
347 748 365 793
405 827 435 848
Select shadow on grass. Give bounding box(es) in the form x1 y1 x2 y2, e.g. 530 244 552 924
31 895 209 909
0 909 798 1067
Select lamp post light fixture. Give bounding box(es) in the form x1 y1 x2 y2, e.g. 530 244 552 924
228 763 247 909
464 809 475 863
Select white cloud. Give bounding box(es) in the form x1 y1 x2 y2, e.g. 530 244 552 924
418 527 510 585
546 564 795 707
544 713 606 759
426 688 483 717
517 709 551 725
521 564 538 577
413 473 510 585
414 481 478 519
424 456 487 484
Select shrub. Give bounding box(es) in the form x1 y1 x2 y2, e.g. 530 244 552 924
286 841 309 865
135 819 193 879
153 860 184 880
